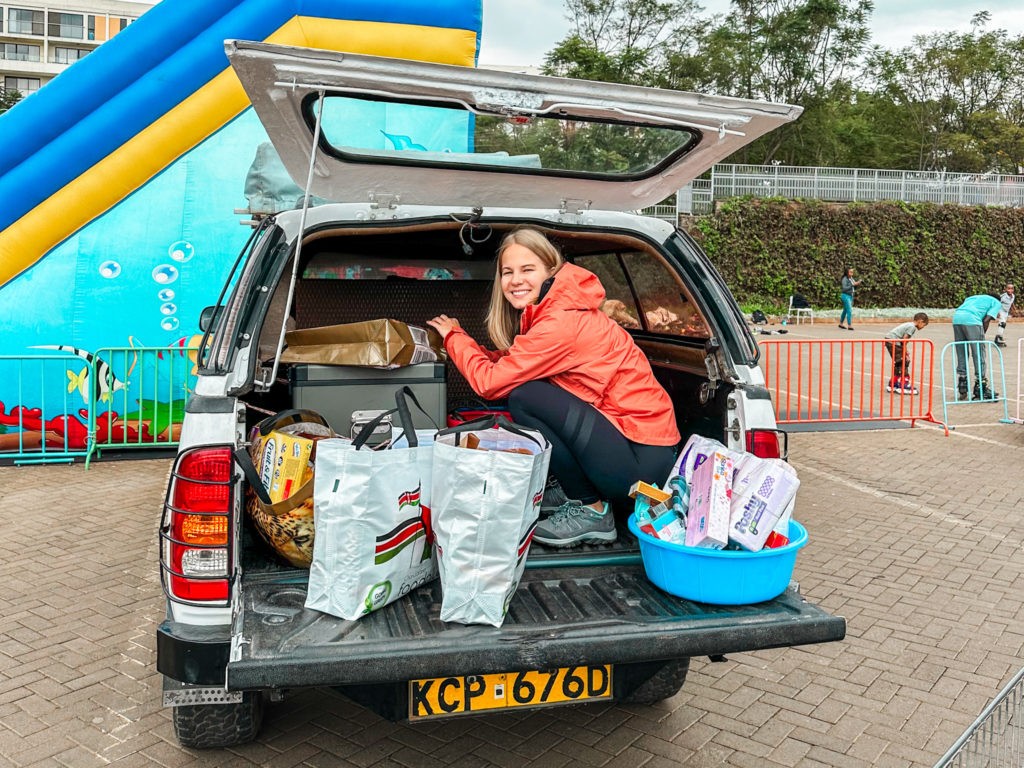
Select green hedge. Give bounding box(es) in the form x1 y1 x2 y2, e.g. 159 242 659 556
686 198 1024 312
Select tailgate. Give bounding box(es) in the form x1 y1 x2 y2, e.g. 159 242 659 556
226 564 845 690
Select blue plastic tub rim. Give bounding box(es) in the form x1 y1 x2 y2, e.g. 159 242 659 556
627 514 808 557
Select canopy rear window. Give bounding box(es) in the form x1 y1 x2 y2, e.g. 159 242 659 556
312 94 699 180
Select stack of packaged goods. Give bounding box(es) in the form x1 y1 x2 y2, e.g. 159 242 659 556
632 435 799 553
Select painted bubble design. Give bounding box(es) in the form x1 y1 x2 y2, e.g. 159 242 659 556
160 302 177 316
99 260 122 279
158 288 175 301
160 317 180 332
152 264 179 285
168 240 195 263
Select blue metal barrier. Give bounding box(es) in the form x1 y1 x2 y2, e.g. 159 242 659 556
0 355 93 464
0 345 197 467
939 340 1011 428
84 345 198 467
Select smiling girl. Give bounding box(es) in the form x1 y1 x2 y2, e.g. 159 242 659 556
428 227 680 548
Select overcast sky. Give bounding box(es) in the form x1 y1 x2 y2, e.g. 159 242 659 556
478 0 1024 66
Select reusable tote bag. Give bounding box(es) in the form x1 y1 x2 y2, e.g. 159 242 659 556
431 416 551 627
305 389 437 620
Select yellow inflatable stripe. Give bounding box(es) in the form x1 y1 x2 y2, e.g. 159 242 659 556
0 18 477 288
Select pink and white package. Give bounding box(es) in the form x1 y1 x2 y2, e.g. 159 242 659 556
667 435 730 488
729 459 800 551
685 450 733 549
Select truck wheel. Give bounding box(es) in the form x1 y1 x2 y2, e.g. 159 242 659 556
618 658 690 704
172 692 264 748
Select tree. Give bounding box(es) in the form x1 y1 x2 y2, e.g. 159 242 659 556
673 0 875 164
0 87 23 115
865 15 1024 172
543 0 704 85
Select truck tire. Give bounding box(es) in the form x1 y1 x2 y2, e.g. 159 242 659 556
172 692 264 749
618 658 690 704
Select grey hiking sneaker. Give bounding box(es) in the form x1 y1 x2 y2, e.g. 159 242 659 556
533 501 616 547
540 476 575 515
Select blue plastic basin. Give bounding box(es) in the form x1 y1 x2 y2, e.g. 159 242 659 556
627 516 808 605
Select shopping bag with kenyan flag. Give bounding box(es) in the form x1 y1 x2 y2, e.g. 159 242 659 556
305 388 437 620
431 415 551 627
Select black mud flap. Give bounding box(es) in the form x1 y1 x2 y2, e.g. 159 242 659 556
226 565 845 692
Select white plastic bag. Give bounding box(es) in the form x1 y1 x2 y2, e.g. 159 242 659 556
305 389 437 620
431 416 551 627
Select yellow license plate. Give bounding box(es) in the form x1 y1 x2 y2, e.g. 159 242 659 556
409 665 613 720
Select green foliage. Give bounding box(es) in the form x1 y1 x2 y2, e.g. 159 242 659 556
0 87 23 114
547 1 1024 172
687 198 1024 308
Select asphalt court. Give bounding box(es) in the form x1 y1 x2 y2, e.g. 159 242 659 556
0 319 1022 767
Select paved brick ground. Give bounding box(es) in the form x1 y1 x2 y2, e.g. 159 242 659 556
0 323 1021 767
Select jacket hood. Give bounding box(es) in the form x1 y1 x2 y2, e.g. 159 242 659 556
522 263 605 328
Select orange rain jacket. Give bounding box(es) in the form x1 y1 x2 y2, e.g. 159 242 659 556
444 262 681 447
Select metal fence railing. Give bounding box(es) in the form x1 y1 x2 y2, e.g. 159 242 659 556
657 165 1024 217
934 665 1024 767
0 355 95 464
0 345 197 466
759 338 942 430
938 340 1012 429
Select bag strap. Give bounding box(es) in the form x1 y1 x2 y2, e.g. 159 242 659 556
232 447 272 505
257 408 329 437
352 408 398 450
393 385 439 448
435 413 545 449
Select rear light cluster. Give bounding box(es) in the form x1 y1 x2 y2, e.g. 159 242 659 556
160 446 234 604
745 428 787 460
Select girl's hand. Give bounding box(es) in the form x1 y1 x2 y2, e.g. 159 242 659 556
427 315 461 341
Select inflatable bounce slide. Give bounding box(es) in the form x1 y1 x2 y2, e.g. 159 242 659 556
0 0 480 458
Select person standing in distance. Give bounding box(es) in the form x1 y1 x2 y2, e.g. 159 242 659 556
838 267 862 330
427 227 680 548
952 293 1002 401
994 282 1015 348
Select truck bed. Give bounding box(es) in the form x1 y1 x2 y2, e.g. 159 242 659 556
227 554 845 690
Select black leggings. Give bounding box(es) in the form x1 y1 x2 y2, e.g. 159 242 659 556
507 381 678 515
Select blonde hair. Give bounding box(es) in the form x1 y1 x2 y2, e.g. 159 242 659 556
486 228 564 349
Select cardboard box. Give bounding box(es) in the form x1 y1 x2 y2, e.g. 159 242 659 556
629 481 672 504
686 451 733 549
257 429 315 503
281 319 444 369
729 459 800 551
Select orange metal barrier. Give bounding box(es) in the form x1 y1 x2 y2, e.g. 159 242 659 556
759 338 942 430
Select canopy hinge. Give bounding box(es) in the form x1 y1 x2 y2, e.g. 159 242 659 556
559 198 592 214
369 192 401 209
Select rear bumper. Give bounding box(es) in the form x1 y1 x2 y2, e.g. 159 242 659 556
157 620 231 686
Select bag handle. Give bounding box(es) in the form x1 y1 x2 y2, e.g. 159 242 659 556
393 385 440 448
257 408 329 437
352 385 435 450
352 408 398 450
435 413 545 449
233 447 272 505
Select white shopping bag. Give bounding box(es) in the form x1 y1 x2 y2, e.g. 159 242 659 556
431 416 551 627
305 388 437 620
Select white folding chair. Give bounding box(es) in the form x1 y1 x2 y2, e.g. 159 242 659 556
787 295 814 324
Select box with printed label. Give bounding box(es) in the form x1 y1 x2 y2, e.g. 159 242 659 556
685 450 733 549
258 430 315 503
729 459 800 551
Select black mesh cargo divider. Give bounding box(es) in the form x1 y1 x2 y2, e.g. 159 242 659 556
294 279 495 408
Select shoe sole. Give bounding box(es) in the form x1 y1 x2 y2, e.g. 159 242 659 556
533 530 618 547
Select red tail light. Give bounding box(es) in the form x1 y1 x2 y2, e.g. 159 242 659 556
746 429 786 459
161 446 233 603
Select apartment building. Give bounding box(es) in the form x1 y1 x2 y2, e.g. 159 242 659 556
0 1 154 97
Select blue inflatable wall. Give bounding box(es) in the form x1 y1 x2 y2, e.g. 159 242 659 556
0 0 481 450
